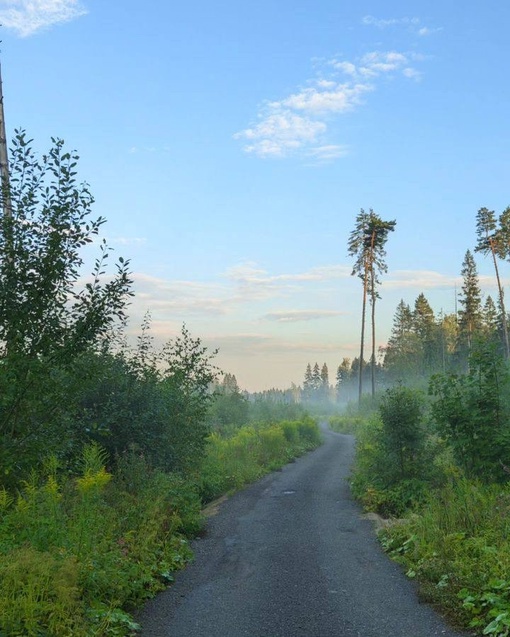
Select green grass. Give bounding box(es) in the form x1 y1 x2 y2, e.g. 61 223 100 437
380 479 510 636
199 416 322 502
0 417 321 636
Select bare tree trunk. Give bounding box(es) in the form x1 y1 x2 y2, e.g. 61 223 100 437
358 273 368 405
371 293 376 398
0 62 11 218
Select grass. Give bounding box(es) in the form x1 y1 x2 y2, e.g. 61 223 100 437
380 479 510 636
0 417 321 636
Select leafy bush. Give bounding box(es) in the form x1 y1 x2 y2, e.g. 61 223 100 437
0 445 199 636
430 344 510 482
328 414 365 435
381 479 510 634
379 385 427 482
349 388 441 516
199 418 322 502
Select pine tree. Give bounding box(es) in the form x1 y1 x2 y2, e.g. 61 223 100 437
475 207 509 357
348 209 396 402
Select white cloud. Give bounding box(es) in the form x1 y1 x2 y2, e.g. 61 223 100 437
403 67 422 80
235 45 425 160
0 0 87 37
360 51 409 75
277 83 372 114
234 110 326 158
225 262 351 287
384 270 460 290
111 237 147 246
362 15 420 29
362 14 441 38
418 26 443 37
332 61 357 77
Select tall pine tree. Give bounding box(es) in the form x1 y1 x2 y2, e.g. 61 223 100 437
475 207 509 357
348 209 396 402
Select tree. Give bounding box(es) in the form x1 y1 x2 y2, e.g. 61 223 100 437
303 363 313 401
430 343 510 481
208 373 248 430
457 250 482 365
312 362 321 400
348 209 396 402
383 299 419 379
482 295 500 344
475 207 509 357
379 385 426 482
320 363 330 402
413 293 441 374
335 358 351 403
0 132 133 480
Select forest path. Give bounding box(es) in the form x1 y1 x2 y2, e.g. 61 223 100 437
139 426 468 637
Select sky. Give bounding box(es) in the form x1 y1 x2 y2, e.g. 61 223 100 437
0 0 509 391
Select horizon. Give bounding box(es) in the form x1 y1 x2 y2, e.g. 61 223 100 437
0 0 509 392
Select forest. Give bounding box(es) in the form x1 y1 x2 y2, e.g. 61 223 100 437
1 130 510 636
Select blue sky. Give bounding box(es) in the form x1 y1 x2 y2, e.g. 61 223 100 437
1 0 509 391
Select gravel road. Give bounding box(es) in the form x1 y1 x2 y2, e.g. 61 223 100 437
139 426 470 637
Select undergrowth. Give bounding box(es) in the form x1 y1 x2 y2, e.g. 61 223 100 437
199 416 321 502
0 417 321 636
380 479 510 636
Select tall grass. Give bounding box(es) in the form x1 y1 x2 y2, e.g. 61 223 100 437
381 479 510 635
0 445 197 636
0 417 321 636
199 417 322 502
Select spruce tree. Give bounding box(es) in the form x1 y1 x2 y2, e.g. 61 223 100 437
303 363 313 402
383 300 419 379
335 358 351 403
320 363 329 402
312 362 321 400
482 295 499 345
413 293 439 374
457 250 483 364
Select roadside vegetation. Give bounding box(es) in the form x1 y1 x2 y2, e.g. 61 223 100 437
333 204 510 636
2 129 510 636
0 132 321 636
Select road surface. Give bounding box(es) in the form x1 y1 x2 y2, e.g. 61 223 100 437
139 426 469 637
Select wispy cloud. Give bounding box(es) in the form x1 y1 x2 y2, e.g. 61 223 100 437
0 0 87 37
263 310 346 323
381 269 499 291
110 237 147 247
235 45 425 160
362 15 441 37
130 273 230 319
128 145 171 155
123 264 353 328
362 15 420 29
